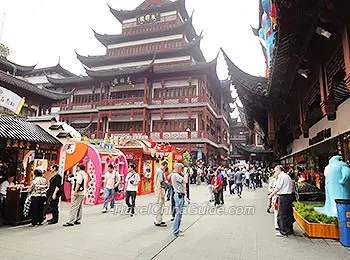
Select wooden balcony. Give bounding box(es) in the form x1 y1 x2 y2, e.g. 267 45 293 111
151 96 206 105
150 131 204 141
98 97 144 107
61 102 96 111
61 97 144 111
91 131 145 139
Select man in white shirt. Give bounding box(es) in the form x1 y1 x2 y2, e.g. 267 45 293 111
154 160 168 227
63 164 88 227
268 165 295 236
102 164 120 213
125 164 140 217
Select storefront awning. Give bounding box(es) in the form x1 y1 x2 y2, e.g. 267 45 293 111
0 115 62 146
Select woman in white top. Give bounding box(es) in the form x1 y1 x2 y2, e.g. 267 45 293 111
29 169 48 226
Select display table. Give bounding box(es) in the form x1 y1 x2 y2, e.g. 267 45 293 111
4 189 31 226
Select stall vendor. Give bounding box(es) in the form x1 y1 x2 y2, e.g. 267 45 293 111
0 176 15 202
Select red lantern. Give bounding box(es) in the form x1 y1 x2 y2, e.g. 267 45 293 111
160 143 165 151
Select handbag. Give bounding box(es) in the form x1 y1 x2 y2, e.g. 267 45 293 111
23 195 32 217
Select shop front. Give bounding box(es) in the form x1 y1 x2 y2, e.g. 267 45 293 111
117 139 157 195
0 115 62 226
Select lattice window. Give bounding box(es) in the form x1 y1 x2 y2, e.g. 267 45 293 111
153 119 196 132
153 86 196 98
109 121 143 132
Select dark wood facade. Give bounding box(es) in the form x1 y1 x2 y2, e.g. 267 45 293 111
47 0 232 160
225 0 350 164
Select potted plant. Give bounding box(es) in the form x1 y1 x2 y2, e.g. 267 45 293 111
293 202 339 239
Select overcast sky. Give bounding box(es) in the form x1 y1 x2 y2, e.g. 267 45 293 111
0 0 266 116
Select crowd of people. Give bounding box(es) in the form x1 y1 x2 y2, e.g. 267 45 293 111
1 159 300 239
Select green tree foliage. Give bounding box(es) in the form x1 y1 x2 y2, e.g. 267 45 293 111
183 151 191 167
0 43 10 57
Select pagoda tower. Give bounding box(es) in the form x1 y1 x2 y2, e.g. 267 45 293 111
47 0 232 164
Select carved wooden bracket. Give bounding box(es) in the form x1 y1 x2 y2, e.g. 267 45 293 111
320 100 336 121
300 121 309 138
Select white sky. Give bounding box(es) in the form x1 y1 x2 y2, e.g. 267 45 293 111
0 0 266 117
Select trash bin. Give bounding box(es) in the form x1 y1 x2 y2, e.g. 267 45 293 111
335 199 350 247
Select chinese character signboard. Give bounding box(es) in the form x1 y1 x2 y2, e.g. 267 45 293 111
0 139 35 150
0 86 25 115
137 13 161 25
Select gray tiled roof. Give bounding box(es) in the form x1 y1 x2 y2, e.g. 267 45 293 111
0 115 61 145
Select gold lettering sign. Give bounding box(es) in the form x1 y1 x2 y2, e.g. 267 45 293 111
347 222 350 228
4 139 33 150
346 212 350 218
137 13 160 25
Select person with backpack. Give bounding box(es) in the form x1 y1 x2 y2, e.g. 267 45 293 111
63 164 88 227
47 165 62 224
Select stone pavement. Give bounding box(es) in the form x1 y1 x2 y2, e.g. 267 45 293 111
0 185 349 260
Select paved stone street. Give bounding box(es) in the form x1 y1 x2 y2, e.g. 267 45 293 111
0 185 349 260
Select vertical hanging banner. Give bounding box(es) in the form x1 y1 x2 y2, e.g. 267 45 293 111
0 86 25 115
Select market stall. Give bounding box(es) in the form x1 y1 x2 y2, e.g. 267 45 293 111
61 142 128 205
117 139 157 195
0 116 62 225
96 147 128 203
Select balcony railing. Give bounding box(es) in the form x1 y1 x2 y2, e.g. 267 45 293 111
151 96 206 105
91 131 145 139
61 102 96 111
98 97 144 107
150 131 204 140
61 97 145 111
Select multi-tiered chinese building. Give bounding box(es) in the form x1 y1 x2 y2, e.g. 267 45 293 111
47 0 232 161
224 0 350 171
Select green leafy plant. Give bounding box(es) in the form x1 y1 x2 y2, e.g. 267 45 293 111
0 43 10 57
293 201 338 225
182 151 191 167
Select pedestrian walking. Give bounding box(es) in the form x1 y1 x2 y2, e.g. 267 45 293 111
227 168 236 195
154 160 168 227
268 165 295 236
102 164 120 213
29 169 48 226
47 165 62 224
234 168 244 198
205 169 214 202
165 168 175 221
244 169 250 188
211 169 223 207
218 168 225 205
172 163 188 237
125 164 140 217
63 164 88 227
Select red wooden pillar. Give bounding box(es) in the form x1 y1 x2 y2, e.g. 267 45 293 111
342 25 350 92
99 83 103 105
161 80 165 105
268 106 276 148
144 77 148 104
142 109 147 135
298 91 309 138
203 76 208 102
97 112 101 139
203 108 207 138
319 67 336 120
